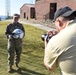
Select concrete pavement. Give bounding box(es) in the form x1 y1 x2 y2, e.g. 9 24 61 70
4 19 56 31
20 21 56 31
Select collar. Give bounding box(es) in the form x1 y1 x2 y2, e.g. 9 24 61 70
68 19 76 26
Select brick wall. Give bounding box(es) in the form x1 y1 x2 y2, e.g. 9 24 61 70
20 4 35 19
35 0 76 20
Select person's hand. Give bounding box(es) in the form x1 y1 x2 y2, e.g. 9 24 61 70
8 35 14 39
47 30 58 37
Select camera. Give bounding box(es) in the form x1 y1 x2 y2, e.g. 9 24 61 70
41 34 52 43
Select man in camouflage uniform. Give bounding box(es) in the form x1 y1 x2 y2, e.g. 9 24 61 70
5 14 25 72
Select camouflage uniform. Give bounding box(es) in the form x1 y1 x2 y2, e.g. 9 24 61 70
5 22 25 66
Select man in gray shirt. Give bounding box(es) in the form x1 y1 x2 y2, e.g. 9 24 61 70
44 6 76 75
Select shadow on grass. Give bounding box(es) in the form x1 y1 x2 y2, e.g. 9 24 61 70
10 67 45 75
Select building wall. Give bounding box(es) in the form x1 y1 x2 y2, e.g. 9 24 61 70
20 4 30 19
20 4 35 19
35 0 50 20
35 0 76 20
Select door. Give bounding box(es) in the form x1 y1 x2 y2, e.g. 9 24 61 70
49 3 57 19
24 12 26 18
30 7 35 18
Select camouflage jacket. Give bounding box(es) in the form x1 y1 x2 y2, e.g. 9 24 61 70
5 22 25 39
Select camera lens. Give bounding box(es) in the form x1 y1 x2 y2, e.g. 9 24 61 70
41 33 52 43
41 34 47 41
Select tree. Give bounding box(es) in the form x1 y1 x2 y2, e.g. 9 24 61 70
0 17 1 21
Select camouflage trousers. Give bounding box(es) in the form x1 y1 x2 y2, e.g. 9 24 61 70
7 38 22 66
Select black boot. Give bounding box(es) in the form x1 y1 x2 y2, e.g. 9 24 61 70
8 65 13 73
16 64 21 71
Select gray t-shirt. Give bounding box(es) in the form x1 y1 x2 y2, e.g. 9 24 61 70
44 20 76 75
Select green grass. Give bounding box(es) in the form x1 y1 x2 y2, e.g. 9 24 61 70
0 21 60 75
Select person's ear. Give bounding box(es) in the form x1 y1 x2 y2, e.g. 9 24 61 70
57 19 63 27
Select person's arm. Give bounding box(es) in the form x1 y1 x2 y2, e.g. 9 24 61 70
44 57 54 73
44 39 48 48
5 24 13 39
44 35 58 73
21 24 25 38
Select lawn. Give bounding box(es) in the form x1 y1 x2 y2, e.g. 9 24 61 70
0 21 60 75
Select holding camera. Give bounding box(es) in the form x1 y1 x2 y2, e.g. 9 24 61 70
41 30 58 43
41 34 52 43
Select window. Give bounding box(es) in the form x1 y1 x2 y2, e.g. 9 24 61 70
36 0 41 2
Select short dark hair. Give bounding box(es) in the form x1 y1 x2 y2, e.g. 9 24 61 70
13 14 20 18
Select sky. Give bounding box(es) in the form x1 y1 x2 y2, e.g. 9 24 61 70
0 0 35 16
